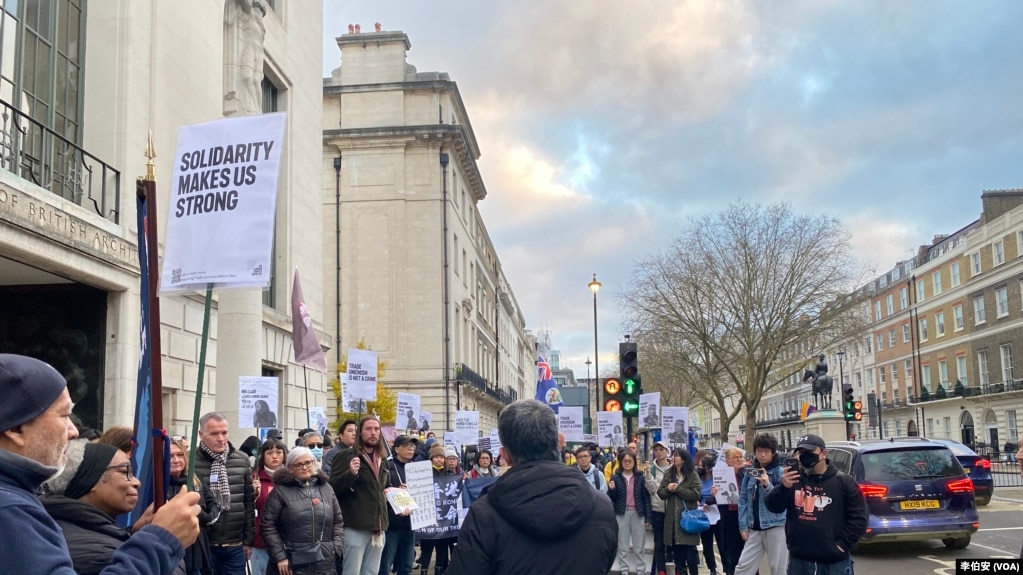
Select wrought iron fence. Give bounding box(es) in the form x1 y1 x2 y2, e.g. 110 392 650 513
909 379 1023 404
0 99 120 223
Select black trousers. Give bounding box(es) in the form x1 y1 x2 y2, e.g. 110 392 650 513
700 523 720 572
668 545 699 575
419 537 456 572
717 507 745 575
651 511 667 572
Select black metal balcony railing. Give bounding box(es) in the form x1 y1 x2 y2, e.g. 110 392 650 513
455 363 517 405
0 99 120 223
909 380 1023 404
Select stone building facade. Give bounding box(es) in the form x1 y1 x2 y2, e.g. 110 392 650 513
0 1 327 443
322 29 533 435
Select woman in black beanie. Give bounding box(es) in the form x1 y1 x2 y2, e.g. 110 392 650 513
40 439 154 575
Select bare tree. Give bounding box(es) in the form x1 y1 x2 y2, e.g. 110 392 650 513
622 202 864 440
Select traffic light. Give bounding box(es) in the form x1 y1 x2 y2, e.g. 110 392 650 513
843 384 855 421
852 400 863 422
603 377 623 412
620 342 641 416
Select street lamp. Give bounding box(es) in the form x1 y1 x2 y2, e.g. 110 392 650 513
585 356 592 383
588 273 602 402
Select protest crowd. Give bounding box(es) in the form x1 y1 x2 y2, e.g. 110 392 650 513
2 352 883 575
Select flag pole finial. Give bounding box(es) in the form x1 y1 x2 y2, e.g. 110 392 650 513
145 130 157 182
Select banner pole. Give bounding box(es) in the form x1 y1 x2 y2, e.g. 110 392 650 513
186 283 215 490
303 366 311 428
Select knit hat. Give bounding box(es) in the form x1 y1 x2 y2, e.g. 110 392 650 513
0 354 68 432
429 444 445 459
444 446 458 459
44 439 121 499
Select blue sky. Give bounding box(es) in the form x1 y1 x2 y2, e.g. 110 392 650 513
322 1 1023 378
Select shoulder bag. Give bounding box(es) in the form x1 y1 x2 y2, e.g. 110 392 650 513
679 499 710 534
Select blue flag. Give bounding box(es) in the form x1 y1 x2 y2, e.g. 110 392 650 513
126 193 160 525
534 354 563 413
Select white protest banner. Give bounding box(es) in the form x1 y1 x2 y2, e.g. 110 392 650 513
582 434 598 444
713 459 740 505
406 461 438 530
597 411 624 448
397 393 422 431
454 411 479 444
308 406 327 435
489 429 501 453
639 392 661 429
340 374 368 413
420 411 433 432
239 376 278 429
558 406 584 442
161 113 287 292
346 349 378 403
661 406 690 447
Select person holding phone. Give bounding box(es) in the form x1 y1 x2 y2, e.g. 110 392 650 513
765 434 866 575
734 434 787 575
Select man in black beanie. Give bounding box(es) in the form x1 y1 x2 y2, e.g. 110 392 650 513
0 353 201 575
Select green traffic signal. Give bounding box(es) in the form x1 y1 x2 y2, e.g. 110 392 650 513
624 378 636 394
623 400 639 415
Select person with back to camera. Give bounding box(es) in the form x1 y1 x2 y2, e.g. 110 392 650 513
446 399 617 575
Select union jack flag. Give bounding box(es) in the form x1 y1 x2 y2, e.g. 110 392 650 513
537 356 552 381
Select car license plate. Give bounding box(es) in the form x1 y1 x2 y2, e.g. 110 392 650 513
900 500 940 510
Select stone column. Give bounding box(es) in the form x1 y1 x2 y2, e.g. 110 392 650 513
218 0 267 444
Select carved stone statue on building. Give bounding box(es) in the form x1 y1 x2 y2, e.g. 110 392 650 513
224 0 267 116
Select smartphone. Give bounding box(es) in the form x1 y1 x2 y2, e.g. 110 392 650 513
783 457 799 475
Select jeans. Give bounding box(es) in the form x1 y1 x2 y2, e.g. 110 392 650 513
734 527 788 575
343 528 385 575
210 545 247 575
788 556 853 575
616 510 647 573
250 547 270 575
378 528 414 575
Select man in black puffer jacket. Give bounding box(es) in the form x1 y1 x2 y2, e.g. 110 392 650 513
447 400 617 575
194 412 256 575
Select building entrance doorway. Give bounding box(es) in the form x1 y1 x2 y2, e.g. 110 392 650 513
960 410 975 448
0 282 107 430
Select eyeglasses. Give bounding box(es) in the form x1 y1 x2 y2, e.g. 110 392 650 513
292 460 315 469
105 464 134 481
306 443 324 449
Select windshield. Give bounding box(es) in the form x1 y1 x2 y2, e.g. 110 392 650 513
860 447 961 481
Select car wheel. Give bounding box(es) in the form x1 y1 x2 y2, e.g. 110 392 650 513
976 495 991 506
943 535 970 550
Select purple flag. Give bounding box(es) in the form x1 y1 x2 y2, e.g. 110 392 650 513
291 268 327 372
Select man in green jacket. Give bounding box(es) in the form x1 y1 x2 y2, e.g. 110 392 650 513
329 415 390 575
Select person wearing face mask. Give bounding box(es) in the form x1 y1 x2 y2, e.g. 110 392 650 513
765 434 867 575
302 432 325 470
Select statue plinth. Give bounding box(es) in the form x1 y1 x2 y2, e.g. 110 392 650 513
803 410 848 444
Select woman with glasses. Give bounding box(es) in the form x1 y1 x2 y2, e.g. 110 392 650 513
40 439 149 575
169 438 218 575
253 437 289 575
262 447 343 575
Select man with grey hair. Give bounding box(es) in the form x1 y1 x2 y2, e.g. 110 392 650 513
0 353 201 574
447 399 617 575
193 412 256 575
